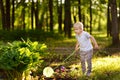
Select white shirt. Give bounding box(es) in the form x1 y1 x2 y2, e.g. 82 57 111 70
76 31 93 51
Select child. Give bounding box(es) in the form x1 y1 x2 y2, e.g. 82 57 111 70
73 22 99 76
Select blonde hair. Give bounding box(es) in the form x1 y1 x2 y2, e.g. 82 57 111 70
73 22 83 30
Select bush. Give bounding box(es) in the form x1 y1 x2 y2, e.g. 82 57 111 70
0 39 48 79
0 30 63 41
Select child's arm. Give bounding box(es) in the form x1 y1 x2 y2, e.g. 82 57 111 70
75 40 80 51
90 35 99 49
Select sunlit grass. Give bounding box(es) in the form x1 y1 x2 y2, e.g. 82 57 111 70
93 56 120 71
67 56 120 80
46 53 120 80
45 38 76 48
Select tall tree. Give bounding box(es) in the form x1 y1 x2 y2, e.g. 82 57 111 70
49 0 53 31
107 0 111 37
31 0 35 30
73 6 77 23
39 0 47 30
12 0 15 30
64 0 72 38
0 0 6 30
35 0 39 29
89 0 92 34
57 0 63 33
119 2 120 32
78 0 82 21
110 0 119 45
6 0 10 30
22 0 26 30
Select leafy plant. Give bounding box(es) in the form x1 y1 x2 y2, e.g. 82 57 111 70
0 39 48 79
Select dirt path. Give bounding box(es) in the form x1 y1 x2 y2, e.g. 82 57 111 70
48 47 120 56
48 47 75 54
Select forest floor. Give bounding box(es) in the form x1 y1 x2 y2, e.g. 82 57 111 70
39 35 120 80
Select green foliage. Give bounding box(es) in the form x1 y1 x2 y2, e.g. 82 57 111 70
0 39 47 72
0 30 63 41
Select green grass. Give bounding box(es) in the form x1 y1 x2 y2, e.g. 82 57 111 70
49 56 120 80
92 56 120 80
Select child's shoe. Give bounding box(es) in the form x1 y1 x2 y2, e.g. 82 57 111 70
86 72 91 77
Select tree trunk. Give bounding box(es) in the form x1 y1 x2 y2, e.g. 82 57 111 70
119 2 120 34
78 0 82 21
83 14 85 30
89 0 92 34
49 0 53 32
46 9 49 32
107 0 111 37
22 0 26 30
64 0 72 38
73 6 76 23
6 0 10 30
57 0 62 33
110 0 119 45
12 0 15 30
0 0 6 30
39 0 46 31
35 0 39 30
31 0 35 30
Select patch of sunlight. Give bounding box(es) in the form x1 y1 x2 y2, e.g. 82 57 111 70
92 31 107 37
93 56 120 72
69 64 80 69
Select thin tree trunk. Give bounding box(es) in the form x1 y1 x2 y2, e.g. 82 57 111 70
35 0 39 29
6 0 10 30
98 15 101 31
31 0 34 30
89 0 92 34
46 10 49 32
12 0 15 30
110 0 119 45
57 0 62 33
83 14 85 31
73 6 76 23
49 0 53 32
39 0 46 30
22 0 26 30
0 0 6 30
107 0 111 37
64 0 72 38
78 0 82 21
118 2 120 33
